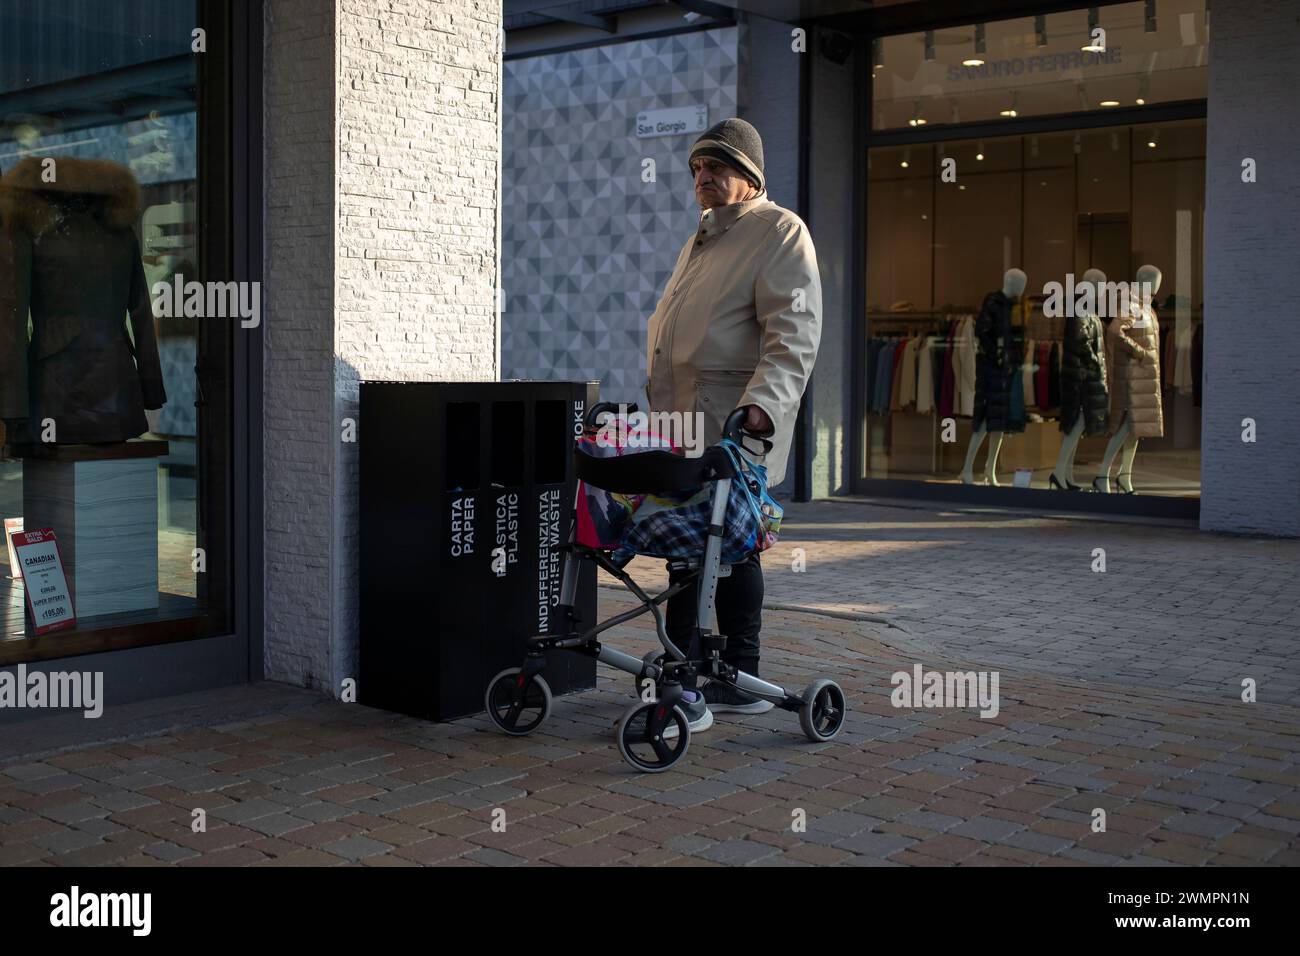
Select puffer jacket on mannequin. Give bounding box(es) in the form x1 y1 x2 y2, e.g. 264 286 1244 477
1105 306 1163 437
971 290 1025 433
1059 313 1108 436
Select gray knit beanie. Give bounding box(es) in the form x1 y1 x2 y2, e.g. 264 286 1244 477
688 118 764 192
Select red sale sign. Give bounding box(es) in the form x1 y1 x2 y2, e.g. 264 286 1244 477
10 528 76 635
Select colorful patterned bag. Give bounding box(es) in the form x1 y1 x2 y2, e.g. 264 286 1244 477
577 421 783 565
574 417 676 550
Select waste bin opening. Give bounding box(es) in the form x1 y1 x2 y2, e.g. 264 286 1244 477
534 400 567 484
490 401 525 486
445 402 480 490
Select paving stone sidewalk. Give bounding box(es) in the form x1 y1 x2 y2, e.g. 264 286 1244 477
1 500 1296 866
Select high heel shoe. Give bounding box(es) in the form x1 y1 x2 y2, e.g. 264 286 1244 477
1092 475 1110 494
1114 472 1137 494
1049 472 1082 491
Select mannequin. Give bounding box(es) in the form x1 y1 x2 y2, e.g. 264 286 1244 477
0 156 166 444
1095 264 1163 493
1050 267 1109 490
962 268 1027 485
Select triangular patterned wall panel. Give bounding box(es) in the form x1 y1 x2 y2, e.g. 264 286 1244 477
502 27 739 398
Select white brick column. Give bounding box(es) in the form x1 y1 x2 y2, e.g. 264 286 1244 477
264 0 502 692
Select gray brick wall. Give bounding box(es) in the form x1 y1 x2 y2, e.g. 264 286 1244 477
500 27 739 399
1200 0 1300 536
264 0 501 693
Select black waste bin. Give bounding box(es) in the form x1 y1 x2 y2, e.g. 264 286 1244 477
359 380 600 721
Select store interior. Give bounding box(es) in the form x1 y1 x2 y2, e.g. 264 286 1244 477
864 1 1207 498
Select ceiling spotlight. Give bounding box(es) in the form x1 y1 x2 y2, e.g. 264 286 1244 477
872 37 884 71
1144 0 1157 33
999 93 1019 117
1035 15 1048 47
976 140 985 161
1099 99 1121 107
964 23 986 66
900 146 911 169
1082 7 1105 53
924 30 935 61
908 101 927 126
1147 129 1160 148
1136 74 1150 105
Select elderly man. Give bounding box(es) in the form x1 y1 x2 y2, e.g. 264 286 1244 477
645 118 822 733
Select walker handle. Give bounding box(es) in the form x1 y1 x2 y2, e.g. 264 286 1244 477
723 407 774 455
584 401 636 432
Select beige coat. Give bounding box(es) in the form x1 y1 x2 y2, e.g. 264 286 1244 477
1106 305 1164 437
645 191 822 486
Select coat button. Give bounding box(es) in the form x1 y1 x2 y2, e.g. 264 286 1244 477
654 348 661 355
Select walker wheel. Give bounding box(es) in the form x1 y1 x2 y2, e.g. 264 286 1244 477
616 700 690 773
633 651 667 700
485 667 552 736
799 679 846 742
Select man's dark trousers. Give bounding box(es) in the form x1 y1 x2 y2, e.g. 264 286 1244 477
664 553 764 690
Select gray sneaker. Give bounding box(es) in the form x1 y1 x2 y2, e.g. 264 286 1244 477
661 689 713 739
701 681 775 714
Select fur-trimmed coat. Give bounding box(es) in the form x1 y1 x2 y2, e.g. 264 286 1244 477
0 157 166 444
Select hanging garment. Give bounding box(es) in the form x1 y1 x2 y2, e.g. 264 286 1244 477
932 335 946 411
1022 337 1037 408
1036 341 1050 409
916 336 937 414
897 336 920 409
1173 316 1194 395
939 321 957 418
880 340 900 411
1105 305 1163 438
865 338 882 413
1192 320 1204 407
874 341 896 412
889 336 909 410
953 315 978 417
971 290 1025 433
1060 313 1109 436
1048 342 1061 409
1170 321 1180 390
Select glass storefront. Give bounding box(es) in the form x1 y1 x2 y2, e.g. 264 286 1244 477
0 0 233 661
863 2 1206 498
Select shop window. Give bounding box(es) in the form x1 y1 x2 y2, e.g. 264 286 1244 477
0 0 233 662
864 120 1206 497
